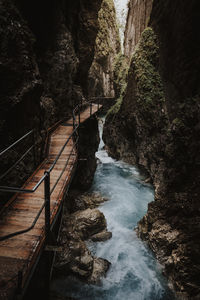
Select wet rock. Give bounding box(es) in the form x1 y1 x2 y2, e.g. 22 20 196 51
55 206 110 282
89 258 111 284
55 227 93 279
72 208 107 240
90 230 112 242
78 193 108 209
69 243 94 279
68 191 108 212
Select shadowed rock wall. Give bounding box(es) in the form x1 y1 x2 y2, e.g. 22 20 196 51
88 0 120 98
0 0 102 199
103 0 200 298
124 0 153 59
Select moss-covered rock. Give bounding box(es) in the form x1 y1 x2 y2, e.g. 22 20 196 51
132 27 164 107
113 52 129 99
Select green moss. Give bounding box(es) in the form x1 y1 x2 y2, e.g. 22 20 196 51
107 97 123 115
113 52 129 98
106 52 128 117
96 0 120 61
131 27 165 110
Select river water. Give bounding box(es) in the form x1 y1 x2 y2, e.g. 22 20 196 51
52 117 175 300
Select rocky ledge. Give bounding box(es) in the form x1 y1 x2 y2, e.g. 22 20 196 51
54 192 112 285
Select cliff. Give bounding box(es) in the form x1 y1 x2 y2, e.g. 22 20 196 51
103 0 200 298
0 0 102 199
124 0 153 59
88 0 120 98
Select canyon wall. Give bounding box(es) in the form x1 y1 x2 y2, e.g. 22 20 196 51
124 0 153 59
88 0 120 98
103 0 200 298
0 0 102 197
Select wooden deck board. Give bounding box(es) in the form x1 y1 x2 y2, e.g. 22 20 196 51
0 103 101 298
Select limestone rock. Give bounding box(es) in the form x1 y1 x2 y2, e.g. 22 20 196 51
55 207 110 282
68 191 108 213
90 230 112 242
89 258 111 284
124 0 153 59
72 208 107 240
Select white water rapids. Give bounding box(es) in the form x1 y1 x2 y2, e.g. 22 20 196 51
52 117 175 300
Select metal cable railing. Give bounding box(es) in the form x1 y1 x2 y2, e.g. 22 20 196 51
0 100 100 241
0 100 101 294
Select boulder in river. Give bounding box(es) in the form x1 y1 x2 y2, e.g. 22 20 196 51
72 208 107 240
54 207 111 283
89 258 111 284
90 230 112 242
67 190 108 212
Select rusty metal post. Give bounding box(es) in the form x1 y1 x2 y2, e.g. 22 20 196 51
44 171 50 244
32 130 37 168
44 170 51 299
16 270 23 298
90 103 92 115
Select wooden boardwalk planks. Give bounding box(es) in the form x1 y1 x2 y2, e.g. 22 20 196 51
0 104 101 299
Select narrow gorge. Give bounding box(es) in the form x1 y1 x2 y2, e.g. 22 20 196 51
0 0 199 300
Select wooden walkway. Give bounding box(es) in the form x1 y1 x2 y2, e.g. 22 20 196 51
0 104 101 299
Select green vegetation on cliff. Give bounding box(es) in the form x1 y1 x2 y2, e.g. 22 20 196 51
107 52 128 115
113 52 129 98
132 27 165 109
96 0 120 64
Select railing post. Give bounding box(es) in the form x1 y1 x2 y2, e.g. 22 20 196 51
32 130 37 167
17 270 23 296
90 103 92 115
44 171 50 244
44 171 51 300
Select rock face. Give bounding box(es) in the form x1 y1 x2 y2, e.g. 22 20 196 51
0 0 102 200
103 1 200 298
124 0 153 59
71 117 100 192
55 205 111 284
88 0 120 98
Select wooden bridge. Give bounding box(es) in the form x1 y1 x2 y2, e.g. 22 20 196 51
0 102 102 299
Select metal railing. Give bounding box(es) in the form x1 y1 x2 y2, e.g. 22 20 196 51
0 99 104 296
72 98 101 128
0 130 36 182
0 100 100 243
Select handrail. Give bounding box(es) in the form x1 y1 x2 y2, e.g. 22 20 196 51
0 202 46 242
50 136 79 195
0 100 101 293
0 100 99 241
0 130 34 157
0 145 33 181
